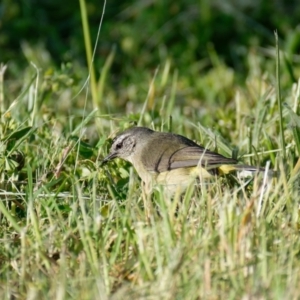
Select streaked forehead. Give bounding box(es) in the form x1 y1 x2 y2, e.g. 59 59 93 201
112 132 130 144
112 127 153 144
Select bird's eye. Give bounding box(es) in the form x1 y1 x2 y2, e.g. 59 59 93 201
116 142 122 149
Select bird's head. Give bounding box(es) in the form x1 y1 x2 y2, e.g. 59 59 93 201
102 127 154 164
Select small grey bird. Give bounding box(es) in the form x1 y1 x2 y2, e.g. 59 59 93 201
103 127 268 193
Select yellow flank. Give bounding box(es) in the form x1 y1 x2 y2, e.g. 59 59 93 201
217 164 238 174
157 166 213 185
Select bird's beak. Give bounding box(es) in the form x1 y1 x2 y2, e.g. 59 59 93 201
102 152 118 165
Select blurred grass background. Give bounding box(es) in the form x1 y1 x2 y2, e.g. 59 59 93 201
3 1 300 98
1 0 300 131
0 0 300 299
2 0 300 69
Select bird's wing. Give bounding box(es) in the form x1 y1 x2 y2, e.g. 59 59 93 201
143 145 237 173
167 146 237 170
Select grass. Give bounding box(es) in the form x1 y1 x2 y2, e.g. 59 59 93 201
1 14 300 300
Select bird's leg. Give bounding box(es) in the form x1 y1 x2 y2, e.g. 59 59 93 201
142 180 154 222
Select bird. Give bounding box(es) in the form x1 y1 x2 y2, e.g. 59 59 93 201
102 126 270 194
